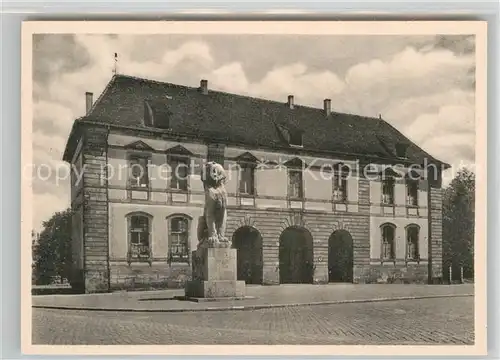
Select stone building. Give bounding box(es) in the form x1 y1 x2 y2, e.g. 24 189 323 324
62 74 448 293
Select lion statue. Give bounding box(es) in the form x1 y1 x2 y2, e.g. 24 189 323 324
196 161 230 251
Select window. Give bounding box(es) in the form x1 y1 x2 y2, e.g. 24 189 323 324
207 144 225 166
406 179 419 206
333 173 348 202
381 224 396 261
169 157 189 191
288 169 303 199
144 100 155 127
169 217 190 263
289 131 303 147
382 178 395 205
128 214 151 263
129 155 149 188
239 165 255 195
406 225 420 260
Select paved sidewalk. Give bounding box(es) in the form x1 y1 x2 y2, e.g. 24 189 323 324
32 284 474 312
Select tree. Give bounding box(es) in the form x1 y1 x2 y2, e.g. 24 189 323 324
442 168 475 280
33 208 73 285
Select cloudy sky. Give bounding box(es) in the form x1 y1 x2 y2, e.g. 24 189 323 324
32 33 476 231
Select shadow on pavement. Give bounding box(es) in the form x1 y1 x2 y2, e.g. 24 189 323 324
137 297 179 302
32 287 80 296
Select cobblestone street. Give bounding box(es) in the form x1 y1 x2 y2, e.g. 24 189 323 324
32 297 474 345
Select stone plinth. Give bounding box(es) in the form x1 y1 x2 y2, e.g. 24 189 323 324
185 247 246 299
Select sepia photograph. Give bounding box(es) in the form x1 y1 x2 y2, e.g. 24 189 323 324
22 21 487 356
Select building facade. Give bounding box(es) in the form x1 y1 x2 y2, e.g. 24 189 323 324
63 75 447 293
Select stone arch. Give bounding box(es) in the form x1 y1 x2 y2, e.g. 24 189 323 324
331 220 350 233
166 213 193 221
279 226 314 284
280 213 310 232
231 226 263 284
328 229 354 283
125 211 153 220
237 214 256 229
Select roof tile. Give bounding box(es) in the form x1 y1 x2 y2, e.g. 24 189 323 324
78 74 446 167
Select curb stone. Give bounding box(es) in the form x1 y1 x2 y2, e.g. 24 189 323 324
32 293 473 313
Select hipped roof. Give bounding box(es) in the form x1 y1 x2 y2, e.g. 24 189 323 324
63 74 449 169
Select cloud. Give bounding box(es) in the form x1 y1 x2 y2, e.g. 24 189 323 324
383 89 474 125
33 100 75 136
407 105 475 144
419 35 475 56
336 46 474 116
31 34 476 231
209 62 345 105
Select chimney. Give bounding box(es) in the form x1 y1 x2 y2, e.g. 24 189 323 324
287 95 294 109
85 92 93 115
324 98 331 115
200 79 208 95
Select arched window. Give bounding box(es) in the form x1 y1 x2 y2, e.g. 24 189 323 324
168 216 190 264
406 225 420 260
381 223 396 261
127 213 152 264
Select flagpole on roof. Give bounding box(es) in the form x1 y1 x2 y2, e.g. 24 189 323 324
113 53 118 75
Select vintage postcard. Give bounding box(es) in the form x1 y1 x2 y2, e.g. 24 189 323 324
22 20 487 356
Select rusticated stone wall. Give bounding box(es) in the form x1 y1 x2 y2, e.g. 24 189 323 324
81 126 110 293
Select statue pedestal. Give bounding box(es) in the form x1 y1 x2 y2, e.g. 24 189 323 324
185 247 246 300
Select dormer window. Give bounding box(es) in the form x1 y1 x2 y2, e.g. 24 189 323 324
144 100 154 127
395 143 409 159
289 130 303 147
143 99 172 129
276 123 304 148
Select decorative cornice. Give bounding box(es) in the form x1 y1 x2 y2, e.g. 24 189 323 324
234 151 259 164
124 140 154 152
67 120 450 170
165 144 194 156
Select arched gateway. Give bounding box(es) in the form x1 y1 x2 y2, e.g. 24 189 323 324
328 229 354 283
232 226 263 284
279 226 314 284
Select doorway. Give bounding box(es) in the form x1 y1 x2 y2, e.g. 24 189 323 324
279 226 314 284
232 226 263 284
328 229 354 283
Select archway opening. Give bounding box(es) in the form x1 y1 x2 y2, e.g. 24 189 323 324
279 226 314 284
328 229 354 283
232 226 263 284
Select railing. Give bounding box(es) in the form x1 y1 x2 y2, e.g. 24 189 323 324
127 244 152 265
